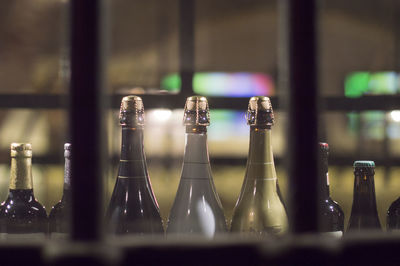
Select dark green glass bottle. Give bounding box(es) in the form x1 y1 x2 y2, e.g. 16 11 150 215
347 161 381 232
0 143 47 239
105 96 163 236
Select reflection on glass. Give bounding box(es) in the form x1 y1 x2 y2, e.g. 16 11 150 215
347 110 400 140
161 72 274 97
345 71 398 98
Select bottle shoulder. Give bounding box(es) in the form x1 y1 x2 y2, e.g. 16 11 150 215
321 198 344 214
49 201 68 218
0 196 47 218
388 197 400 214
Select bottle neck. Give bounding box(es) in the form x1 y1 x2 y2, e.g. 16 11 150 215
8 189 34 200
64 156 71 190
183 128 209 164
351 172 378 215
117 126 148 179
318 156 330 200
246 127 277 181
9 156 33 190
120 127 146 161
62 156 72 202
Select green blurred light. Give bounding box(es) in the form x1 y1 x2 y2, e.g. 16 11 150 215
160 73 181 92
345 72 370 98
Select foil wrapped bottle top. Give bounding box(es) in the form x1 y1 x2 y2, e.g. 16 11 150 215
353 160 375 176
10 143 32 158
183 96 210 126
64 143 71 158
246 96 274 127
119 95 145 127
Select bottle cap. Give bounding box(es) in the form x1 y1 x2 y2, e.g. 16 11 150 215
319 142 329 150
183 96 210 126
353 160 375 168
354 160 375 176
64 143 71 158
64 143 72 150
119 95 145 127
246 96 274 127
10 143 32 158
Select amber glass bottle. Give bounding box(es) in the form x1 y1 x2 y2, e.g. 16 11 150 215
347 161 381 232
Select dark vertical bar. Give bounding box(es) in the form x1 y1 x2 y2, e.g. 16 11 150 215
179 0 195 97
70 0 104 241
282 0 319 233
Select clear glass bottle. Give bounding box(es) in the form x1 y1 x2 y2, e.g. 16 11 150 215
49 143 72 239
105 96 164 236
318 142 344 237
166 96 227 238
347 161 381 232
0 143 47 239
230 96 288 237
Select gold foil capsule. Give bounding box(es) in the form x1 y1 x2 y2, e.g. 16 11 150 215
246 96 274 127
119 95 145 127
183 96 210 126
10 143 32 158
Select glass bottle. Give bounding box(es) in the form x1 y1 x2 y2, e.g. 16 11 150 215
317 142 344 237
230 96 287 237
0 143 47 239
347 161 381 232
105 96 163 236
387 197 400 231
49 143 72 239
166 96 227 238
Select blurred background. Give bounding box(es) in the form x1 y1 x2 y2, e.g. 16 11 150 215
0 0 399 230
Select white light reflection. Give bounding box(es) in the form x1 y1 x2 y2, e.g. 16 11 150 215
197 197 215 238
150 109 172 123
390 110 400 122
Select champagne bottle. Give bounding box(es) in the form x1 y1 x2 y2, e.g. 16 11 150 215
0 143 47 239
387 197 400 231
105 96 163 236
318 142 344 237
49 143 72 239
347 161 381 232
166 96 227 238
230 96 287 236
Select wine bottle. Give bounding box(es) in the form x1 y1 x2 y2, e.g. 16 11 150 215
387 197 400 231
166 96 227 238
317 142 344 237
347 161 381 232
230 96 287 237
0 143 47 239
49 143 72 239
105 96 163 236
